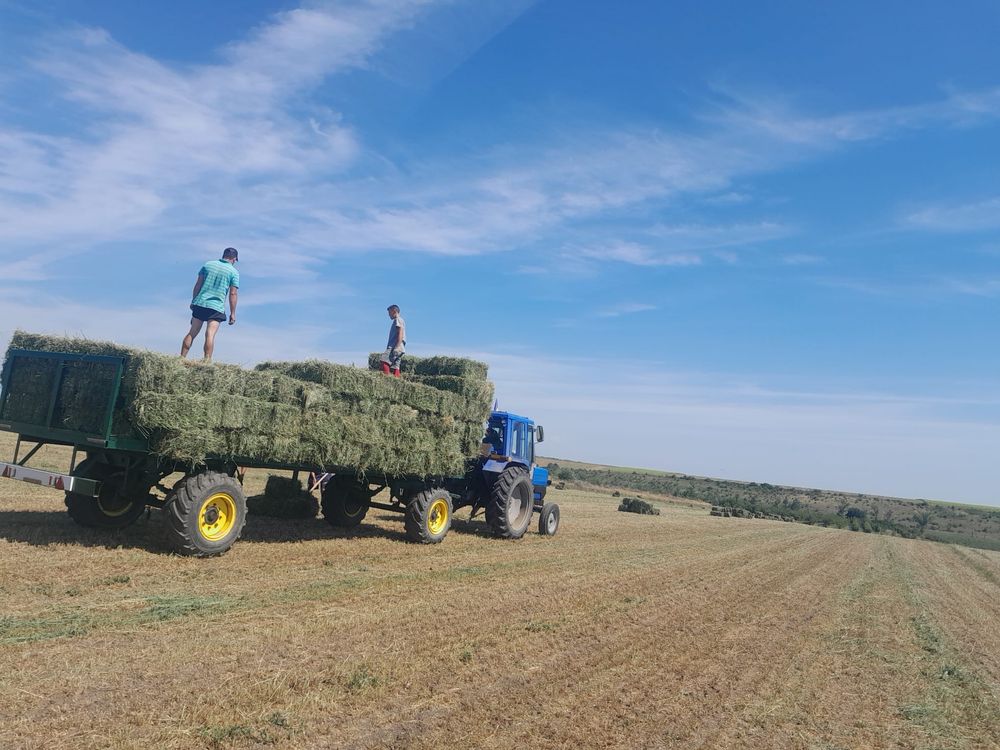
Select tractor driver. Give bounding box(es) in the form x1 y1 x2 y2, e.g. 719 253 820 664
480 424 504 459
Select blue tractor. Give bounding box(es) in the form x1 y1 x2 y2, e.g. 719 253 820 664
457 410 559 539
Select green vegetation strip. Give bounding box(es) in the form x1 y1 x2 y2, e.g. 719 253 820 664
0 559 539 646
548 462 1000 551
886 544 1000 745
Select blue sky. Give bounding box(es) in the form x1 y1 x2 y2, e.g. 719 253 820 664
1 0 999 504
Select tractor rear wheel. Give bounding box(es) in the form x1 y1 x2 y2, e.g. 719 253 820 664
321 476 371 528
538 502 560 536
487 465 534 539
164 471 246 557
64 458 148 529
404 488 452 544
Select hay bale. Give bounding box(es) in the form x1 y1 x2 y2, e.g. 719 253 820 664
617 497 661 516
366 352 489 380
246 475 319 519
4 331 493 477
255 360 493 419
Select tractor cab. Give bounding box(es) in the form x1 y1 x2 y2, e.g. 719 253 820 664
481 411 549 502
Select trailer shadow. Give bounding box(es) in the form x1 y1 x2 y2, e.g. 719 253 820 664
366 512 496 539
240 515 409 544
0 508 172 553
0 508 412 553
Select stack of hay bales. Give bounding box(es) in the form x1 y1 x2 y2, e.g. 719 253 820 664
2 331 493 477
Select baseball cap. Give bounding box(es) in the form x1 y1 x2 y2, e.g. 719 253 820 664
222 247 239 261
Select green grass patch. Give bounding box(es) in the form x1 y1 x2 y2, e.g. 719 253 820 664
345 665 382 692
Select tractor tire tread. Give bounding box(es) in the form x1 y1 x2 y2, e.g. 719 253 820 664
404 488 452 544
64 458 146 530
539 502 560 536
164 471 246 557
321 478 371 528
488 465 533 540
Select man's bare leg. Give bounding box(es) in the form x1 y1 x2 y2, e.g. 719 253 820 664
181 318 204 358
203 320 221 361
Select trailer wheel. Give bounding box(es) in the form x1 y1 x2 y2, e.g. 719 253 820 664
321 476 371 528
64 458 147 529
164 471 246 557
487 465 534 539
404 488 452 544
538 502 560 536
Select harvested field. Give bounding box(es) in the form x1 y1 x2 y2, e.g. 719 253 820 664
1 436 999 749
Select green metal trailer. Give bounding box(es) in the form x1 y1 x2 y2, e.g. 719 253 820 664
0 348 558 556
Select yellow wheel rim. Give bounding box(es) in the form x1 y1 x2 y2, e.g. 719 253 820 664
427 498 449 535
199 492 237 541
97 497 134 517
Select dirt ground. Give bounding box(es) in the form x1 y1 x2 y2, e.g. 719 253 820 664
1 442 999 749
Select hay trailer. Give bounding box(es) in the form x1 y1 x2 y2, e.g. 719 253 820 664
0 348 558 556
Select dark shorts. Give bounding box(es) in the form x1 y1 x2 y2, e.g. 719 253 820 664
191 305 226 323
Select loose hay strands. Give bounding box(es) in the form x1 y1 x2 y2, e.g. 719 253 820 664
4 332 493 477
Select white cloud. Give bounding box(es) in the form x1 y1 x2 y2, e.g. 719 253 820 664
782 253 824 265
5 9 1000 276
0 1 451 248
904 196 1000 232
595 302 657 318
707 84 1000 147
575 241 702 267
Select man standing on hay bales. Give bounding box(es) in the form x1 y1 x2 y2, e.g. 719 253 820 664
379 304 406 377
180 247 240 361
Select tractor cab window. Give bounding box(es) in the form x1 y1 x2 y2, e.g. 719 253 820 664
510 420 528 462
484 418 505 455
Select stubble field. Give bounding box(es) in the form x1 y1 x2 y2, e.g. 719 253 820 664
1 442 999 749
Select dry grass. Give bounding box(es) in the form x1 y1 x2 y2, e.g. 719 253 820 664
1 437 999 748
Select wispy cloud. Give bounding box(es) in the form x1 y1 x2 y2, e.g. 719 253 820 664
574 241 702 267
595 302 657 318
782 253 824 265
707 84 1000 146
813 274 1000 299
4 5 1000 281
904 196 1000 232
0 1 445 248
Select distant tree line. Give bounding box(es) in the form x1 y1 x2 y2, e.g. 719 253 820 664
545 463 984 541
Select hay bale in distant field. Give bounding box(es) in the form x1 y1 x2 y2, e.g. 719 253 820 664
247 475 319 519
3 331 493 477
617 497 661 516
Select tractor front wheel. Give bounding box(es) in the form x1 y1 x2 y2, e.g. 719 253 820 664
64 458 148 530
404 488 452 544
487 465 534 540
538 502 560 536
321 476 371 528
164 471 246 557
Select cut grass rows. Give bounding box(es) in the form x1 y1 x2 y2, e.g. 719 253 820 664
2 481 999 749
